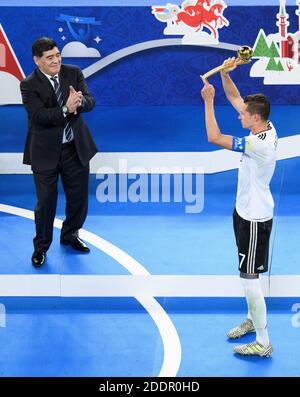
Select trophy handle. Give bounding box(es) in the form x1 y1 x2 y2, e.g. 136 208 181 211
200 58 251 83
200 64 225 83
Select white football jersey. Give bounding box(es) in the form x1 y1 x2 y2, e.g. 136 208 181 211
234 122 277 221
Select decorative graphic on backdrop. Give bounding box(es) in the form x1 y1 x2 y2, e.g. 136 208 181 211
151 0 229 44
0 24 24 105
56 14 102 58
1 1 300 106
250 0 300 84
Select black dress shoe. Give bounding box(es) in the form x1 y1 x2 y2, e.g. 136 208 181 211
60 237 90 252
31 251 46 268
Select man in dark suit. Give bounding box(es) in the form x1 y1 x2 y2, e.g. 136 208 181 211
20 37 97 268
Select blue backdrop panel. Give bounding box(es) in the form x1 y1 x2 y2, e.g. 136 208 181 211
0 105 299 152
0 5 300 106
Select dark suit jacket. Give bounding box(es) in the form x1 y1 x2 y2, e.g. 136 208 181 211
20 64 97 171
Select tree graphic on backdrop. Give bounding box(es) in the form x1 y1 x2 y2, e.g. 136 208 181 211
252 28 284 73
276 59 284 71
269 41 280 58
266 57 284 71
266 57 277 71
253 30 270 57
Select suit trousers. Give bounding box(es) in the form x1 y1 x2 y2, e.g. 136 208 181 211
32 141 89 251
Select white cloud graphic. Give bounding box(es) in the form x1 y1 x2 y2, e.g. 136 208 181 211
61 41 101 58
0 72 22 105
266 33 281 45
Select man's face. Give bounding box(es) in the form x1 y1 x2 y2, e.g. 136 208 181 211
238 105 255 129
34 47 61 76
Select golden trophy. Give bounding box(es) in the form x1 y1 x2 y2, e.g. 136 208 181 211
200 45 253 83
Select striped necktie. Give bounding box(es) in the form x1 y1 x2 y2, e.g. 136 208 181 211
51 76 74 143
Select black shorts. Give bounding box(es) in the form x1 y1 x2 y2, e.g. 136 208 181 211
233 208 273 274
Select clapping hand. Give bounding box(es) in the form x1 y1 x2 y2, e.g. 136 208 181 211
66 85 83 114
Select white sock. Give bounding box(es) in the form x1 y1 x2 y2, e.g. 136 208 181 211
247 310 252 321
241 277 270 347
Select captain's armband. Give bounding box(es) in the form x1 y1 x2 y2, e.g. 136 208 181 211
232 136 246 152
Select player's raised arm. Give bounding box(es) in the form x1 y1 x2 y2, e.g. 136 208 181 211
200 81 233 150
220 57 244 113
